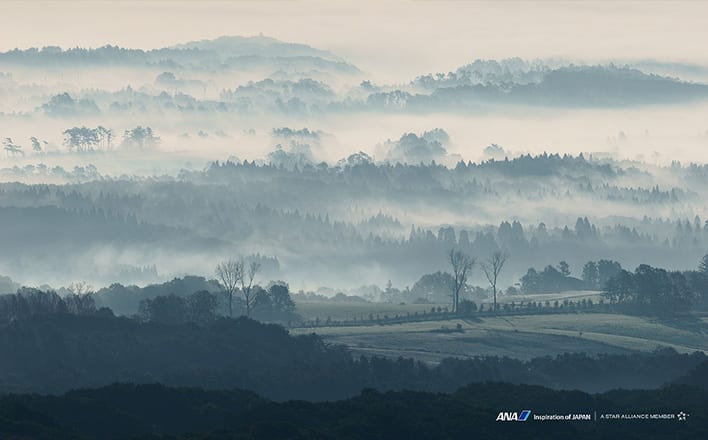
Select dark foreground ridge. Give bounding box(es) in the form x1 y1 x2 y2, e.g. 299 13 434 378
1 313 706 399
0 382 706 439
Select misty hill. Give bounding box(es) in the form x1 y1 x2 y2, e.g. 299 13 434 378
511 65 708 106
0 36 360 74
414 58 708 89
1 382 706 439
171 35 348 63
6 45 705 116
389 63 708 109
413 58 552 89
623 59 708 83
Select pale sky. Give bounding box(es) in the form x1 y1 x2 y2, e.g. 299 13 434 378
2 1 708 81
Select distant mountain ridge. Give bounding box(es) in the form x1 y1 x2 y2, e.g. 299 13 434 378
413 57 708 89
367 62 708 109
2 41 706 110
0 35 360 74
170 35 348 63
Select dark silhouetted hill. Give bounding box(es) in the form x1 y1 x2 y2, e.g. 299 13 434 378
0 382 706 439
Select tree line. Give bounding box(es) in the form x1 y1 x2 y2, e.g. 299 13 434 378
0 257 299 326
1 125 159 156
63 125 159 151
400 250 707 316
0 287 100 322
602 257 708 314
137 282 297 325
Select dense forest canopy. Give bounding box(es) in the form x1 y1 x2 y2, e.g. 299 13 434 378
0 153 706 290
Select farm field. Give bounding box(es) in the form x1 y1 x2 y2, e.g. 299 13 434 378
491 290 603 304
295 300 438 321
291 309 708 363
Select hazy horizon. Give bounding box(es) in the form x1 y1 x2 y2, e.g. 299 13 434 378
3 1 708 83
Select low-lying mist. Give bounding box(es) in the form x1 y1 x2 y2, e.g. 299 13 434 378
1 37 707 296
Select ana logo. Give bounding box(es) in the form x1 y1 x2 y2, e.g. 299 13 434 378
496 410 531 422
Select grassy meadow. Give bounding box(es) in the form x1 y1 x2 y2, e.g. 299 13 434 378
292 292 708 363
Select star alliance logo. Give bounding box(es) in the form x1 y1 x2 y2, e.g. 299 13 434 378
677 412 688 421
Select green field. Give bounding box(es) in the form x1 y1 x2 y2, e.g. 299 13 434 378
292 300 708 363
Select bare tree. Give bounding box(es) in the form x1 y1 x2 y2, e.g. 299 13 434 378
67 281 93 296
240 261 261 317
448 249 475 313
215 259 242 318
482 251 507 312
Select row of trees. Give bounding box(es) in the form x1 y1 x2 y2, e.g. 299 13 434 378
443 250 707 315
0 288 99 322
63 125 159 151
302 297 644 329
447 249 506 312
518 255 707 314
603 258 708 313
215 258 261 317
4 253 704 326
134 257 296 324
138 282 297 325
146 253 704 320
63 126 113 151
519 259 624 294
1 276 298 328
380 249 506 310
2 126 159 156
